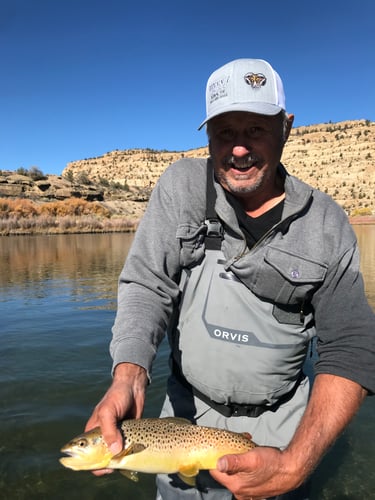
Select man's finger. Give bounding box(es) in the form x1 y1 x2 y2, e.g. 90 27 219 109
217 453 244 474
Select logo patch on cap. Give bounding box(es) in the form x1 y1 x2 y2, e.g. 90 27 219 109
244 72 267 89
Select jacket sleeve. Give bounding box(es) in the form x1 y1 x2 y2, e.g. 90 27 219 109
109 168 183 378
312 238 375 394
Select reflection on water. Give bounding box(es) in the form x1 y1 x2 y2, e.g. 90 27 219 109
354 225 375 306
0 234 134 307
0 227 374 499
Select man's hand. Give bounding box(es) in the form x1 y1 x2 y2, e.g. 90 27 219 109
84 362 148 475
210 446 298 500
211 374 366 499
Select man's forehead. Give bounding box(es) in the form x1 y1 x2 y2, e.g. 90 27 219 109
210 111 279 127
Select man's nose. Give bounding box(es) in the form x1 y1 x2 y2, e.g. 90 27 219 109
232 145 250 157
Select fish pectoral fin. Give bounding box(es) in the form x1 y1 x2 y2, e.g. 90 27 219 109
128 443 147 454
110 443 147 475
119 470 139 482
178 464 199 486
113 442 147 460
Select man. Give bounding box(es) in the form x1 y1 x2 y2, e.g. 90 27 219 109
86 59 375 499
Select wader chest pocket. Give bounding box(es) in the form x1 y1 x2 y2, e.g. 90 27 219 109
176 223 206 268
254 247 327 305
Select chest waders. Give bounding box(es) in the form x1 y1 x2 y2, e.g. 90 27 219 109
169 168 314 417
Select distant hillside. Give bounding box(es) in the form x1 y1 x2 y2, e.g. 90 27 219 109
63 119 375 215
1 119 374 236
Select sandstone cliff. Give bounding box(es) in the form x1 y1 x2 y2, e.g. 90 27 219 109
63 119 374 215
1 120 374 223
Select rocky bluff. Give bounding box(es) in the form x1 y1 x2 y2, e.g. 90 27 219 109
1 120 374 219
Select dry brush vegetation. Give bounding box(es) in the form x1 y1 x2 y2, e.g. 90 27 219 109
0 198 137 235
1 120 374 235
64 119 375 217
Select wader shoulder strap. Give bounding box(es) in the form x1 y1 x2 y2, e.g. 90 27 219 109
204 167 223 250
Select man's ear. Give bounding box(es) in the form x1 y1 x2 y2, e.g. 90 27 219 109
284 113 294 143
208 140 213 158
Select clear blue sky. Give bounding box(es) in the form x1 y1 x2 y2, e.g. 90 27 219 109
1 0 374 175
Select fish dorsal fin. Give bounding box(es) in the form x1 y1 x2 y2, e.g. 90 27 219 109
241 432 257 447
242 432 252 440
119 470 139 482
161 417 192 425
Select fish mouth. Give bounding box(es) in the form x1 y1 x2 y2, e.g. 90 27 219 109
59 454 104 471
60 448 77 457
59 448 90 469
60 455 83 470
60 447 84 460
59 448 112 470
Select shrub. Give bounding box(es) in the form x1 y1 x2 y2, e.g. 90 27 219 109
64 170 74 183
28 167 46 181
16 167 29 176
0 198 40 218
75 171 92 185
351 207 373 216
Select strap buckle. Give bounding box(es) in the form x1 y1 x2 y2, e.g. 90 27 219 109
204 218 223 238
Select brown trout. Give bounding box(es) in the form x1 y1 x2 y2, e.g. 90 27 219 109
60 417 257 484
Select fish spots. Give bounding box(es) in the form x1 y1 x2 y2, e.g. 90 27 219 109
60 417 256 475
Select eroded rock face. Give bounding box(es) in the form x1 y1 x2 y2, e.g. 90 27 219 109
62 119 375 216
1 120 374 219
0 174 104 202
0 183 25 197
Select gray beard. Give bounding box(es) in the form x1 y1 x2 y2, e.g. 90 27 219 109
218 174 263 194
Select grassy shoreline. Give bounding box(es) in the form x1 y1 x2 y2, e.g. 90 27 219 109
0 197 139 236
0 216 139 236
348 216 375 225
1 196 373 236
1 216 373 237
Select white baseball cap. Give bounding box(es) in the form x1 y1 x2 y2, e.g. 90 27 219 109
198 58 286 130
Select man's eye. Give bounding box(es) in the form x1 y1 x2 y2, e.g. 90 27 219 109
247 127 262 135
217 129 235 140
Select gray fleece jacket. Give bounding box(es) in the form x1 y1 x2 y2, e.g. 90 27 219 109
110 158 375 394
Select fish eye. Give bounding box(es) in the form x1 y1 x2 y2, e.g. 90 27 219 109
77 438 88 448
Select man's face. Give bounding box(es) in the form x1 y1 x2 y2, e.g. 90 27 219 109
208 111 292 200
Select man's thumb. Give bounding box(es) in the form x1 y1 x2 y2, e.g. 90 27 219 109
217 454 244 474
103 427 123 455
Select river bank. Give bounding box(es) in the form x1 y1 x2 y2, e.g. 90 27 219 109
349 216 375 225
0 217 139 236
0 215 373 237
0 197 141 236
0 196 373 236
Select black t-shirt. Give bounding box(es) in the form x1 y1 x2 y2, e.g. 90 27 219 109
226 192 284 248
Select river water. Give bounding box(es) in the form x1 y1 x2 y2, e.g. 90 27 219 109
0 227 374 500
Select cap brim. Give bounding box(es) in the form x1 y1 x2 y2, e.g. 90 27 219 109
198 102 283 130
